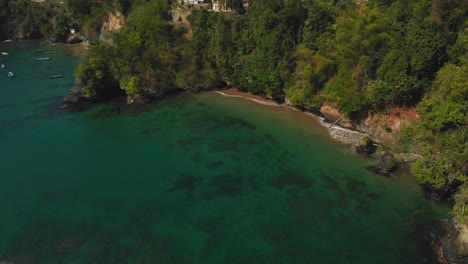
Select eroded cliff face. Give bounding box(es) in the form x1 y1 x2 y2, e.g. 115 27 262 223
319 103 419 143
100 12 125 35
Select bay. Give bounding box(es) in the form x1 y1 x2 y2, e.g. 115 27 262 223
0 41 447 264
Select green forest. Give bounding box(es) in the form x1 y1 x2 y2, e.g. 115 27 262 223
0 0 135 41
2 0 466 220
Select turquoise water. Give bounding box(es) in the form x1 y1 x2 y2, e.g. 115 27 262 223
0 41 448 264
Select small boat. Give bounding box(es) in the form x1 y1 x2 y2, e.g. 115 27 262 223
44 51 56 54
1 64 4 69
3 39 13 43
48 74 64 79
1 52 8 55
36 57 51 61
35 50 46 53
8 72 13 77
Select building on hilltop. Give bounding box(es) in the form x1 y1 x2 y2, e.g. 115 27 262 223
212 0 229 12
178 0 209 5
177 0 250 12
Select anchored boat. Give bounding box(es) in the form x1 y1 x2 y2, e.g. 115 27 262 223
48 74 64 79
36 57 51 61
8 72 13 77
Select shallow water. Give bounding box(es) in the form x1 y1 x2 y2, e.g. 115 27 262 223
0 41 448 264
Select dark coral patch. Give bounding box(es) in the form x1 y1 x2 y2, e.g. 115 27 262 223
207 173 243 197
167 173 199 193
269 172 314 189
206 161 224 169
345 177 368 193
320 174 340 190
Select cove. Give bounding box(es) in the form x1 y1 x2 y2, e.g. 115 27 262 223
0 41 448 263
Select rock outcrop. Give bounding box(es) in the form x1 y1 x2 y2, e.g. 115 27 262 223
435 219 468 263
63 83 125 107
423 180 462 202
319 103 418 143
355 137 377 156
100 12 125 34
367 153 397 177
66 33 87 44
62 85 92 107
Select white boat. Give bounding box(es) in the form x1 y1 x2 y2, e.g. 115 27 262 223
36 57 51 61
1 52 8 55
8 72 13 77
48 74 64 79
1 64 4 69
3 39 13 43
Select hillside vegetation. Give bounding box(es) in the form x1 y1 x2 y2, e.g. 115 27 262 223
0 0 135 41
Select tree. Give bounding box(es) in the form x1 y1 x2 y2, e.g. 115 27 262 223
227 0 244 13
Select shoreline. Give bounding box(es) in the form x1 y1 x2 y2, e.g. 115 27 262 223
214 88 368 145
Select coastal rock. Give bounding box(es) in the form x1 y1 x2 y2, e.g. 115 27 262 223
438 218 468 263
63 82 124 107
284 96 293 106
394 153 423 163
423 180 461 201
367 153 397 177
13 30 44 40
101 12 125 34
320 104 355 129
62 85 92 107
188 79 228 93
66 33 86 44
126 87 164 104
355 137 377 156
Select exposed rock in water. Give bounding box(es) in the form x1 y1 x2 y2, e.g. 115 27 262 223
434 218 468 264
423 180 461 201
367 153 397 177
62 85 93 107
355 137 377 156
63 83 124 107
